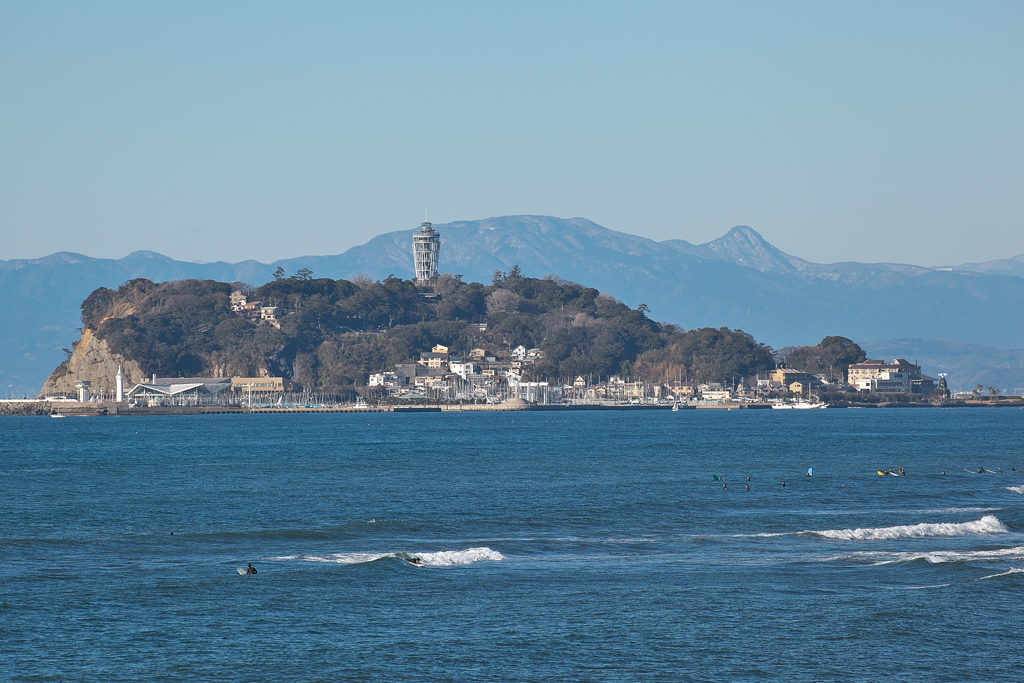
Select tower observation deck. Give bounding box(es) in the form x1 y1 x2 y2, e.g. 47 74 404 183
412 221 441 284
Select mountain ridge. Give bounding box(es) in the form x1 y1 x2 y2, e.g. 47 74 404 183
3 215 1023 395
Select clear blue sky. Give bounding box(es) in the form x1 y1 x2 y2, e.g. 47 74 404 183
2 1 1022 266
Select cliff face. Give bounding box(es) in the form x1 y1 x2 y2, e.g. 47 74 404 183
41 328 146 397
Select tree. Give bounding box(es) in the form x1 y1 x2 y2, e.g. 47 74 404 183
486 289 525 317
294 268 314 281
491 265 524 287
273 266 286 281
778 336 865 380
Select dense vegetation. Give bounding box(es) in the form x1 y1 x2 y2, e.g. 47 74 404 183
777 336 867 382
79 268 779 396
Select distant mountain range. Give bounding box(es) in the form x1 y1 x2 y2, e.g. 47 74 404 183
3 215 1023 396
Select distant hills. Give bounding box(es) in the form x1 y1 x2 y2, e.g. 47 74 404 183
3 215 1024 395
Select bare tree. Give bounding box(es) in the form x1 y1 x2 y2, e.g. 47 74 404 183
486 289 525 317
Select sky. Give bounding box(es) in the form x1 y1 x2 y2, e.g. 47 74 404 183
2 1 1022 266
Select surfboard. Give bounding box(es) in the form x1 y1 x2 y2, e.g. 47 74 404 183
712 474 721 481
806 467 813 477
236 567 247 575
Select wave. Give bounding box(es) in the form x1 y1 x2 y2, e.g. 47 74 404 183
1006 486 1024 495
862 544 1024 566
273 546 504 567
978 567 1024 581
812 515 1007 541
415 547 505 566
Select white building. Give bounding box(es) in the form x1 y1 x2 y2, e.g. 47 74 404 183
449 361 477 380
847 359 936 394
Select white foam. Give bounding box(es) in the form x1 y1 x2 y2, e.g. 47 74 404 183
814 515 1007 541
1005 485 1024 495
272 546 504 567
415 547 505 566
863 545 1024 566
273 552 393 564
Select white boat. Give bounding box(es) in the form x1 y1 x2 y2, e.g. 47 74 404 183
772 400 827 410
50 413 67 418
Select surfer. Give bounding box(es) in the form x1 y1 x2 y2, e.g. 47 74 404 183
978 467 985 473
745 484 750 491
245 563 257 574
722 483 728 489
407 557 422 565
898 465 906 476
781 481 786 487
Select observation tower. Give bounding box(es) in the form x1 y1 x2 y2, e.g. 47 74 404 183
412 221 441 284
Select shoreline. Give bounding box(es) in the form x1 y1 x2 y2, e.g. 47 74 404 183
2 399 1022 416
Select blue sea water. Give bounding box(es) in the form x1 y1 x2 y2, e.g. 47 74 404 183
3 408 1024 682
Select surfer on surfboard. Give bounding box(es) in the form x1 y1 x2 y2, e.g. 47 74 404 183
245 563 257 574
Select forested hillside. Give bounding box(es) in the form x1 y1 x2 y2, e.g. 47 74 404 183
52 268 778 396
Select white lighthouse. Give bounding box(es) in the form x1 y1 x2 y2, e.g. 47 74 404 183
116 364 124 402
412 221 441 284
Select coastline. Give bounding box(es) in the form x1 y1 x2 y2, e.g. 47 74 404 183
3 399 1022 417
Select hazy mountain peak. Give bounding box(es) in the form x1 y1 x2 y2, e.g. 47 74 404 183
699 225 809 274
941 253 1024 278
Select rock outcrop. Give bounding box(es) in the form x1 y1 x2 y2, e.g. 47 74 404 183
40 328 146 397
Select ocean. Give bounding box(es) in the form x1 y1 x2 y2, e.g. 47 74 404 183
3 408 1024 681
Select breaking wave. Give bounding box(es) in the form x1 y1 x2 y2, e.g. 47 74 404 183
861 544 1024 566
414 547 505 566
812 515 1007 541
1006 485 1024 495
273 546 504 567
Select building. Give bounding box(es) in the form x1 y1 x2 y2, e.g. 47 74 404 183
369 371 403 388
127 378 232 405
230 377 294 394
698 383 732 401
449 360 477 380
412 221 441 284
770 368 817 387
847 359 937 394
260 306 280 328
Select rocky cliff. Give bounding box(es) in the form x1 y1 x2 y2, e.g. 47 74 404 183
41 328 146 397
